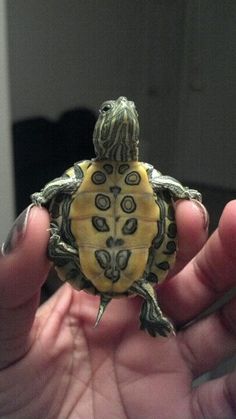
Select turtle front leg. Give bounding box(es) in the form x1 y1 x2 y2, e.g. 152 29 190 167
31 176 80 206
130 280 175 337
144 163 202 202
154 175 201 201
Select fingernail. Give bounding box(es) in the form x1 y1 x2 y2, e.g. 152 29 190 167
192 199 209 230
1 204 33 256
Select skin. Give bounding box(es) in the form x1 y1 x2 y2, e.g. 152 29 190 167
0 201 236 419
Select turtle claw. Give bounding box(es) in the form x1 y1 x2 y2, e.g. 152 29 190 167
140 316 175 338
50 224 60 239
31 192 47 206
187 189 202 202
49 233 60 246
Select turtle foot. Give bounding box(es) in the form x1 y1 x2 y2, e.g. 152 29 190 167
140 316 175 338
31 192 47 206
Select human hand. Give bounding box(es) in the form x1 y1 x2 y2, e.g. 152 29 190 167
0 201 235 419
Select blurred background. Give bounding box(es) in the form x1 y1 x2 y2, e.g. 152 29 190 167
0 0 236 381
1 1 236 229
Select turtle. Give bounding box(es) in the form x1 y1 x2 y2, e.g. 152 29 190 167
31 96 202 337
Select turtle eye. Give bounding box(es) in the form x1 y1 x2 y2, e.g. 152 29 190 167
100 103 113 114
102 105 111 112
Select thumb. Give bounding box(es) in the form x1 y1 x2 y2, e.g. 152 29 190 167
0 205 50 368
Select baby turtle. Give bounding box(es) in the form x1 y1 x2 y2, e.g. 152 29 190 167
32 96 201 337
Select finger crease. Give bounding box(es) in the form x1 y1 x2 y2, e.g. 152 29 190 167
193 255 222 297
178 334 199 376
219 308 236 338
224 377 236 416
190 387 208 419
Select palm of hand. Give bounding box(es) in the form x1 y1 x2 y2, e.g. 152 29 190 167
23 287 191 419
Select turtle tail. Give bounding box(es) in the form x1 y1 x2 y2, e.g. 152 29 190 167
94 294 112 328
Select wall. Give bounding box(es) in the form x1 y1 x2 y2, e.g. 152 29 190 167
174 1 236 188
7 0 150 159
6 1 148 120
145 1 236 189
6 1 236 189
0 0 15 242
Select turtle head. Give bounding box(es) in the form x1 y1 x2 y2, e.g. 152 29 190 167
93 96 139 161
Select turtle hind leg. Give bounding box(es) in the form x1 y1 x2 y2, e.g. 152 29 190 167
130 280 175 337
